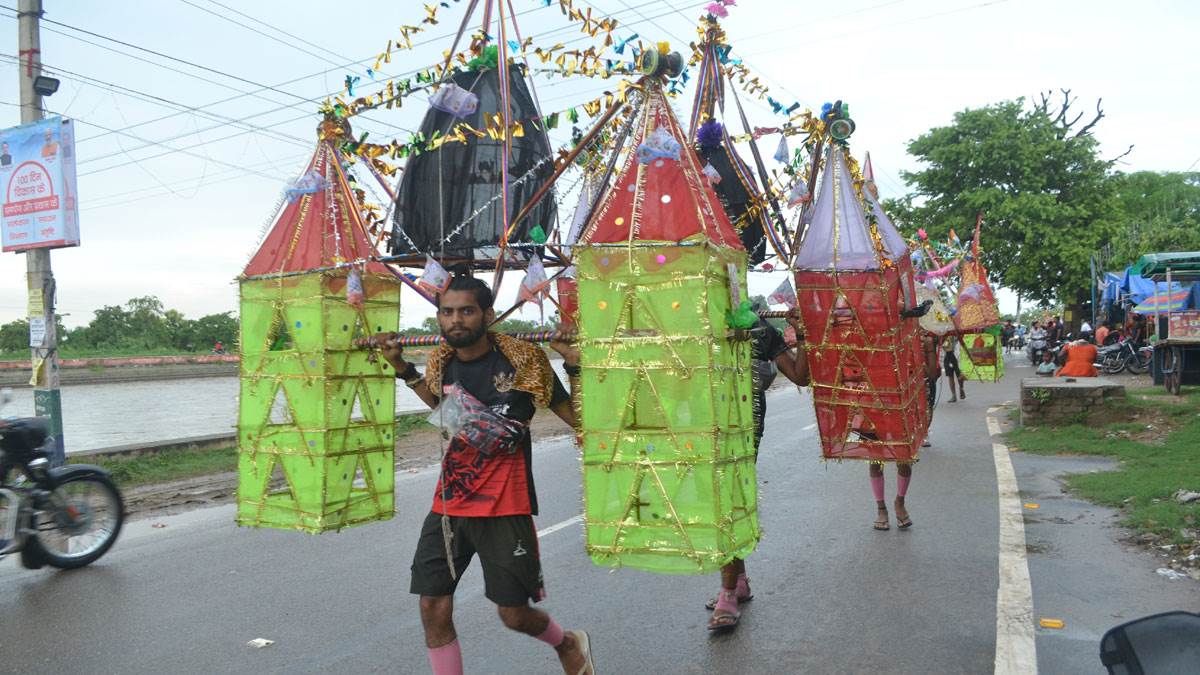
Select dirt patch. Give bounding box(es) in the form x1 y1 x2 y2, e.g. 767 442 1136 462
1091 398 1182 444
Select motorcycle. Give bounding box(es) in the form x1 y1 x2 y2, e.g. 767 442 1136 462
1101 610 1200 673
1095 339 1152 375
1027 337 1049 364
0 388 124 570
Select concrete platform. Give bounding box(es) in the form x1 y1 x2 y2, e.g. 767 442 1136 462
1020 376 1125 426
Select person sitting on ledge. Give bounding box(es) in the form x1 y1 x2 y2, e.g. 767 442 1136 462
1056 339 1098 378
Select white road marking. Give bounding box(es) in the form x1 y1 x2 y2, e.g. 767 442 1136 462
988 407 1038 674
801 423 817 431
537 514 582 539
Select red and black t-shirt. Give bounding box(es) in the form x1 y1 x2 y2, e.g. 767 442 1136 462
431 346 569 517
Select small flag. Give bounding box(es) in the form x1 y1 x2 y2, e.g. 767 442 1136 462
773 135 789 163
768 277 797 308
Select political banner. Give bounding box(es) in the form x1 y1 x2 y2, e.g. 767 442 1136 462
2 116 80 252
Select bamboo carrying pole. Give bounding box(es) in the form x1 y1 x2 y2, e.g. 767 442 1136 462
352 312 795 348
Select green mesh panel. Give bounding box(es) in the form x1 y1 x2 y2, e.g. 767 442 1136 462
576 245 758 574
237 271 401 532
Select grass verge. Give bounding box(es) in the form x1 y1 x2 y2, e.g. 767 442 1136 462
1005 385 1200 543
70 413 434 489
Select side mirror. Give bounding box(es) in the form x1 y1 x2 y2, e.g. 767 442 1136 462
1100 611 1200 674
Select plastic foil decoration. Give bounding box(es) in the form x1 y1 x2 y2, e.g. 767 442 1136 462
428 82 479 118
575 86 757 574
388 64 556 262
958 329 1005 382
238 140 400 532
915 284 954 335
793 145 927 462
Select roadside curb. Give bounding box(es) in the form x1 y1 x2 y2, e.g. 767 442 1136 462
989 405 1038 675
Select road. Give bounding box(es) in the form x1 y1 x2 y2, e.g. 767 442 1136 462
2 362 1197 674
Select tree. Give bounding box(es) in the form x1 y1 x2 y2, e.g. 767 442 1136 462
1105 171 1200 267
0 319 29 353
885 91 1124 308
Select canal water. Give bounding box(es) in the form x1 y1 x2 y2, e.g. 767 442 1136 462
3 362 569 454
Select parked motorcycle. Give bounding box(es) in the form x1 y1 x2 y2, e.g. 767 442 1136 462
1101 611 1200 673
1095 339 1152 375
0 388 124 570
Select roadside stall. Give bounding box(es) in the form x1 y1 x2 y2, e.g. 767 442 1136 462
1132 252 1200 394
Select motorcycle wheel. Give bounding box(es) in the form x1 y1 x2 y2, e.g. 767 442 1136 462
1126 351 1151 375
25 471 124 569
1100 355 1126 375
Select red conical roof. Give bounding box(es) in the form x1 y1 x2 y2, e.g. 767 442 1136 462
243 142 390 277
578 87 743 248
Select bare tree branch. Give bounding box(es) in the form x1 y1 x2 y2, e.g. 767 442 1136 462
1074 97 1105 138
1107 143 1135 164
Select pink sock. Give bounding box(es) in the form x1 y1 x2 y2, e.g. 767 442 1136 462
735 574 750 597
427 639 464 675
535 618 565 648
714 588 738 614
897 474 911 497
871 475 885 501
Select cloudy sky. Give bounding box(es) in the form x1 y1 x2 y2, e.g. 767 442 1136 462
1 0 1197 328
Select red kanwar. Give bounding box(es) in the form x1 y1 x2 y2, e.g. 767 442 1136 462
793 145 927 462
243 141 390 277
578 87 743 248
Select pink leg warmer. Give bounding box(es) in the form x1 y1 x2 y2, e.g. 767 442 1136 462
897 474 911 497
736 573 751 598
428 639 464 675
871 474 886 501
714 588 739 615
535 618 565 648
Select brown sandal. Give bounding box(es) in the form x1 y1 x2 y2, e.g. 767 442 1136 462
874 506 890 531
895 499 913 529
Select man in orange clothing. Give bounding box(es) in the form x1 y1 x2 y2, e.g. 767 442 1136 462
1056 339 1098 377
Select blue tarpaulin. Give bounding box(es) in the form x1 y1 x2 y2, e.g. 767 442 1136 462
1119 266 1182 304
1101 271 1123 304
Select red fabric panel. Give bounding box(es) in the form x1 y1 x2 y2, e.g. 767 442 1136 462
795 266 928 462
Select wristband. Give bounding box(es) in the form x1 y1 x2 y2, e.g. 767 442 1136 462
563 363 582 377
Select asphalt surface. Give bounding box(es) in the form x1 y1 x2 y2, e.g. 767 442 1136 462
1 361 1195 674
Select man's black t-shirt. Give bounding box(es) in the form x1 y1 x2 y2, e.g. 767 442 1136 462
434 345 569 517
751 318 788 363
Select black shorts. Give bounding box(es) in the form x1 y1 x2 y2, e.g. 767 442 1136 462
410 511 545 607
943 353 961 378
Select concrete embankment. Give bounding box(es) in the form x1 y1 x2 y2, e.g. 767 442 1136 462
0 354 240 387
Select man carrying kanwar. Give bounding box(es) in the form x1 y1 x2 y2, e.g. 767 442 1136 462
364 271 595 675
705 305 811 632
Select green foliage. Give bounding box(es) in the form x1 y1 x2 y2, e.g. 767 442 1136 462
886 97 1122 305
0 318 29 353
1106 171 1200 267
75 447 238 488
0 296 238 356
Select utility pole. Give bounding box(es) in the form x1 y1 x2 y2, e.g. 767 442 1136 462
17 0 65 466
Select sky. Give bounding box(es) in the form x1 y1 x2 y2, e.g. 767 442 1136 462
1 0 1198 329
